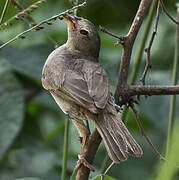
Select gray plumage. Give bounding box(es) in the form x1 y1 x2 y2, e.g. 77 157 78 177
42 14 142 163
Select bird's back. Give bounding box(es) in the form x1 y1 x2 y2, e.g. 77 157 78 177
42 44 109 114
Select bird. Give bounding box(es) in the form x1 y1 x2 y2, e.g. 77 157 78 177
41 13 143 171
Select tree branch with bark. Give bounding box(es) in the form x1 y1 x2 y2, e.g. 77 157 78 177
76 0 179 179
0 0 179 179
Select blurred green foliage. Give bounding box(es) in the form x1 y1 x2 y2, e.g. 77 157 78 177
153 123 179 180
0 0 179 180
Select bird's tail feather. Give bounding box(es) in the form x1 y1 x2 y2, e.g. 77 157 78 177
93 103 143 163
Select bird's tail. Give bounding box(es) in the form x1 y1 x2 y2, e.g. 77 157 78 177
93 102 143 163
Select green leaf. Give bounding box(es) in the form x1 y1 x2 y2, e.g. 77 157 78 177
0 59 24 160
91 175 117 180
0 45 52 80
153 123 179 180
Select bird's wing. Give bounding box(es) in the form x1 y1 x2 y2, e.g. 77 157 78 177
62 68 98 113
61 59 109 113
82 61 109 109
42 53 109 113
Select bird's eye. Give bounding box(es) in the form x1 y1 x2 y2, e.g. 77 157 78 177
80 29 89 35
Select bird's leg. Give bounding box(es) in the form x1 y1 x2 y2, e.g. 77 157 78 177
75 134 95 172
72 119 95 172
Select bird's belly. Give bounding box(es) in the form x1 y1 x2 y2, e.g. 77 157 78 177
51 93 70 114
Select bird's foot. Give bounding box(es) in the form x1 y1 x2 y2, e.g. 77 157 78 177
75 154 95 172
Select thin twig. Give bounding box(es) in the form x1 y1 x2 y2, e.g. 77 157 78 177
10 0 59 48
9 0 58 48
11 0 25 12
0 0 46 29
140 2 161 85
100 162 115 180
99 25 124 45
100 154 110 175
10 0 37 26
130 0 158 85
73 0 79 16
0 1 86 49
159 0 179 25
0 0 10 24
130 102 165 160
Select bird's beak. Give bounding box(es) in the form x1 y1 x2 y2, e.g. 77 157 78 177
63 13 81 30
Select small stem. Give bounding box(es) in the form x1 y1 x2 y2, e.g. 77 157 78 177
10 0 37 26
0 0 10 24
61 119 70 180
10 0 58 47
166 6 179 156
130 103 165 160
0 1 86 49
159 0 179 25
140 1 161 85
101 162 115 180
100 154 110 174
99 25 124 45
73 0 79 15
130 0 158 85
0 0 46 28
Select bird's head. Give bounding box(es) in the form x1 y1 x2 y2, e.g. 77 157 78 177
63 14 100 59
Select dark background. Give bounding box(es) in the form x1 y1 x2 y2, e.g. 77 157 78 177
0 0 179 179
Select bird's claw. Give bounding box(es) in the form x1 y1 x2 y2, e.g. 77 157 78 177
75 154 95 172
115 104 122 112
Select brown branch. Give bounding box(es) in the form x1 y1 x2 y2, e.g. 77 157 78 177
76 1 154 179
130 103 165 160
76 1 179 179
159 0 179 25
99 25 124 45
112 85 179 106
140 2 161 85
76 129 102 180
114 0 152 104
129 85 179 96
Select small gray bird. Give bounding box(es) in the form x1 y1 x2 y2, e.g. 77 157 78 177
42 14 142 170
